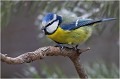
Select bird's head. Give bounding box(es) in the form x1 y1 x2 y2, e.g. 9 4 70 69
41 13 62 35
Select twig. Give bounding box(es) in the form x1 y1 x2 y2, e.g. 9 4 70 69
0 46 90 78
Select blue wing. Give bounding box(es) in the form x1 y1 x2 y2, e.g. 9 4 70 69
60 19 95 30
60 18 116 30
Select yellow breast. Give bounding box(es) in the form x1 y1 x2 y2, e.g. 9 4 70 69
47 26 93 44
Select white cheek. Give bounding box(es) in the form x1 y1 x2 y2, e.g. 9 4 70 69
46 20 59 33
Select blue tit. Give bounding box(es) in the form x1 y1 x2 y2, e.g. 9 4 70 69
41 13 115 48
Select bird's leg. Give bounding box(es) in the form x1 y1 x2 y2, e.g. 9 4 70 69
72 45 79 51
75 45 79 50
54 44 64 52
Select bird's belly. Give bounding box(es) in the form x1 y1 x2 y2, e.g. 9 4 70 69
47 27 92 44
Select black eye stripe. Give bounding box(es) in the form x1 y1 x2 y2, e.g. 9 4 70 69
46 20 57 27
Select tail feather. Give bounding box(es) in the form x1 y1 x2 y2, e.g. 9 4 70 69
101 18 116 22
89 18 116 26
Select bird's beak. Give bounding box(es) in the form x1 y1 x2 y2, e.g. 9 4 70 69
41 27 45 30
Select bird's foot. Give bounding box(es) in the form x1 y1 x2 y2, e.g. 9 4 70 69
54 44 64 52
72 45 79 52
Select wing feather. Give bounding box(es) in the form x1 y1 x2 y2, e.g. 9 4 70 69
60 17 115 30
60 19 96 30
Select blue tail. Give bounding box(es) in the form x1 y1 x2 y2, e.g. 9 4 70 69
101 18 116 22
88 18 116 25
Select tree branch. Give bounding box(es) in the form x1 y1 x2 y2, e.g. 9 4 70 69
0 46 90 78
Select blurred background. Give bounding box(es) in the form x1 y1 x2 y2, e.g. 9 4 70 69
1 1 119 78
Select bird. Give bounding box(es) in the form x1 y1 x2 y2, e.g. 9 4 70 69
41 13 115 49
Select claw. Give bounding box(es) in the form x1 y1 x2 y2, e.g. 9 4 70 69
75 45 78 50
72 45 79 51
